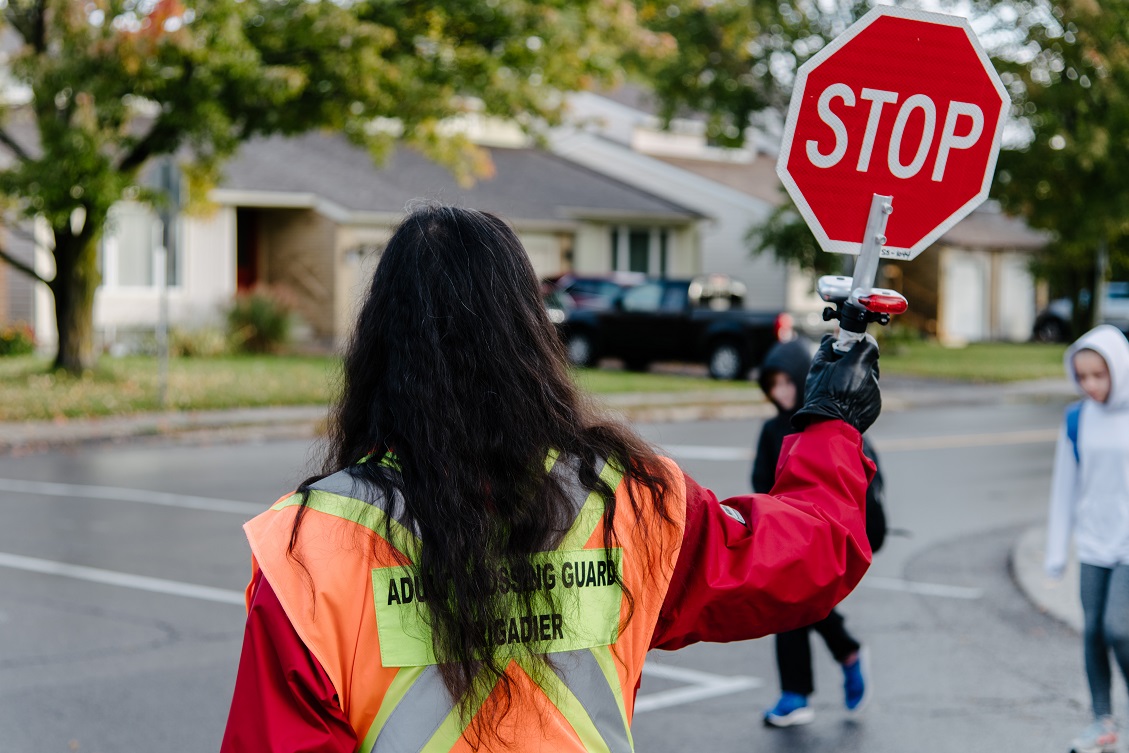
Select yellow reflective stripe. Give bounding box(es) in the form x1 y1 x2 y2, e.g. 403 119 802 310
273 490 420 562
418 670 498 753
557 460 623 551
545 447 560 472
517 656 612 753
358 666 427 753
589 646 633 749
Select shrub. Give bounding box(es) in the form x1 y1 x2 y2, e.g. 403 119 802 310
170 327 229 357
227 286 293 354
0 322 35 356
875 321 926 354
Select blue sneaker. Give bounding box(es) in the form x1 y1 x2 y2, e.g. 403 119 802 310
842 647 871 713
764 691 814 727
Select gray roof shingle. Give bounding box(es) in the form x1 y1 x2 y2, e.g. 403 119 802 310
218 132 699 223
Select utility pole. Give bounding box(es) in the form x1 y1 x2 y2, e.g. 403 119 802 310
155 157 179 410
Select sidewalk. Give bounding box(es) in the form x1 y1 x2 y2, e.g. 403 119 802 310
0 374 1081 631
1012 526 1083 632
0 375 1079 454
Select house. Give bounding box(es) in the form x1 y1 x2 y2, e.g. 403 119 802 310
553 89 1048 343
883 202 1050 343
29 132 701 352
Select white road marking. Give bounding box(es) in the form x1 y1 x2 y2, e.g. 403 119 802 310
636 663 762 713
0 478 263 515
0 552 246 605
862 576 983 600
870 428 1058 452
659 445 753 462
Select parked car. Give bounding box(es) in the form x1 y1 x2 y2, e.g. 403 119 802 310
558 273 794 380
1033 281 1129 342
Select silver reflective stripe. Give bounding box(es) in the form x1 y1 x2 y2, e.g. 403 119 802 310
370 666 451 753
308 467 365 499
548 454 601 529
552 649 632 753
309 469 419 539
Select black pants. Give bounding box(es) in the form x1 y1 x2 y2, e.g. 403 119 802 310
775 609 860 696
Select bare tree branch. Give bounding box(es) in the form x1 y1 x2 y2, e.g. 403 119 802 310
3 1 48 54
0 128 30 162
0 243 50 286
117 116 182 174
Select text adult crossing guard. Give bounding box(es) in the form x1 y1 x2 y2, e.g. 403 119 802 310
776 5 1008 348
374 548 624 667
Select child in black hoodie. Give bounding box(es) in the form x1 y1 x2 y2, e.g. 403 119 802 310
753 338 886 726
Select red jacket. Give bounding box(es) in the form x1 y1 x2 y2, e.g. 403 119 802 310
222 420 873 751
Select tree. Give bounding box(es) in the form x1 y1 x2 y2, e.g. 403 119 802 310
633 0 867 146
978 0 1129 331
0 0 649 373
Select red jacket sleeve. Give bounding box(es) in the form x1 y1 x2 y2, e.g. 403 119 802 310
221 570 357 753
651 419 874 650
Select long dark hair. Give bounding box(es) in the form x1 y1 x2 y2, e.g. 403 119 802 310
292 205 675 741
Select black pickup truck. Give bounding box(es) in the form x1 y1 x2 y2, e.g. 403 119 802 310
558 274 794 380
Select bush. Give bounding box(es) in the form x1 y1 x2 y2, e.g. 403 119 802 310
0 322 35 356
874 322 926 355
227 286 293 354
170 327 229 357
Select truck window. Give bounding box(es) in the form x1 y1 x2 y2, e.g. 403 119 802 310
661 283 689 312
566 280 622 310
622 283 663 313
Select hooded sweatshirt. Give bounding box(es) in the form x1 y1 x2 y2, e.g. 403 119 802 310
752 339 817 494
1045 324 1129 576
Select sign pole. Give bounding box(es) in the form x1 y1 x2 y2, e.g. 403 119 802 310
834 194 894 351
849 194 893 305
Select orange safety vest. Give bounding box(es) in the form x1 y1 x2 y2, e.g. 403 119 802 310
244 453 687 752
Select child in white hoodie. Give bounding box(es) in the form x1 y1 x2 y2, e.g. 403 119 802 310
1046 324 1129 753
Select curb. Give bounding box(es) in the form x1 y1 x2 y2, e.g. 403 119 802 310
1011 525 1082 633
0 377 1078 455
0 396 775 455
0 405 329 455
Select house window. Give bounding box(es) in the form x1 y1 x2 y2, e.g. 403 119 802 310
610 226 669 276
101 202 180 288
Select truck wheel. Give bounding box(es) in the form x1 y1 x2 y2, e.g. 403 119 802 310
707 341 746 380
566 331 596 367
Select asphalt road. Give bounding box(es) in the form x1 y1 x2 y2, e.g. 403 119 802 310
0 398 1122 752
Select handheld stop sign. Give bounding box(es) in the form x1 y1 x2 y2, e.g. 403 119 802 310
775 6 1009 349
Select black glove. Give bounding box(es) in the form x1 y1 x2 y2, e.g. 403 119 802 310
792 334 881 434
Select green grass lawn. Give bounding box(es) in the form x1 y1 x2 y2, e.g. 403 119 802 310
0 355 342 423
0 340 1068 422
879 340 1068 382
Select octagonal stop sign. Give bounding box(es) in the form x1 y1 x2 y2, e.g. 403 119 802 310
776 6 1008 261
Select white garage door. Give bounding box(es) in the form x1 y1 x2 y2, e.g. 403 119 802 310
941 248 990 343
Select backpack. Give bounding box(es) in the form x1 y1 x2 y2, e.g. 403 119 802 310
862 438 888 554
1066 400 1082 463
